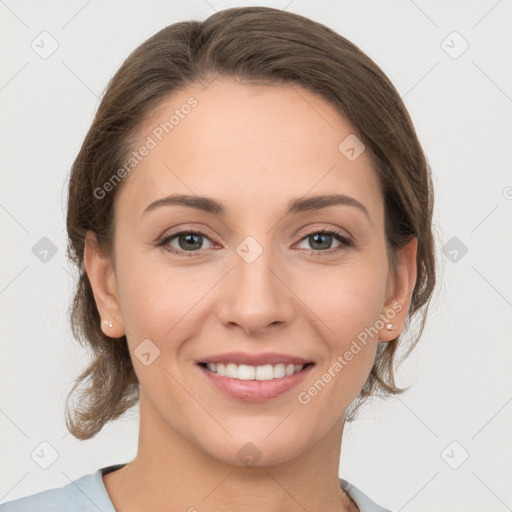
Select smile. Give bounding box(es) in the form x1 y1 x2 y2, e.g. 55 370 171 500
197 362 315 402
199 362 313 380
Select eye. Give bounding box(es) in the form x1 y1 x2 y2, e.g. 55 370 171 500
158 230 214 257
296 228 352 254
157 227 353 258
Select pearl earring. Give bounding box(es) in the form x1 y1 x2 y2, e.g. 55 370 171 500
103 319 113 328
385 323 396 330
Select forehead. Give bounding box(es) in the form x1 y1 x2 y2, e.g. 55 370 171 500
117 78 383 224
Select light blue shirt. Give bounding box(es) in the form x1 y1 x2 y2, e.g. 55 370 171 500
0 464 392 511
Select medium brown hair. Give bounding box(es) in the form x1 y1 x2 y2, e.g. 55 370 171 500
65 6 436 440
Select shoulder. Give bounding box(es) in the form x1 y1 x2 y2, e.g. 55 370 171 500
339 478 393 512
0 469 389 512
0 465 123 512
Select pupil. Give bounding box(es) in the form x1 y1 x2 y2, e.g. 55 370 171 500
181 233 202 250
311 233 330 250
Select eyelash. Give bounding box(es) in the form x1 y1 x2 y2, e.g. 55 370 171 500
156 227 353 258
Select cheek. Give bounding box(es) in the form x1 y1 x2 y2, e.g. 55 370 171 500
294 260 386 389
293 258 388 340
113 242 197 335
296 276 384 415
118 273 190 342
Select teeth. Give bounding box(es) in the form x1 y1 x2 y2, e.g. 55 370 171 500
226 363 238 378
205 362 306 380
238 364 256 380
273 363 285 378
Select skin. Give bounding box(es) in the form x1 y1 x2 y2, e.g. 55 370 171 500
85 78 417 511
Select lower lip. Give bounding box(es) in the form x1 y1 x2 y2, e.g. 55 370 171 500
198 364 315 402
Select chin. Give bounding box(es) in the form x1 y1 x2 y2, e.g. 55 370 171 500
203 432 308 468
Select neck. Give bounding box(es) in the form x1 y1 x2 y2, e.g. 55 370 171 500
103 394 358 512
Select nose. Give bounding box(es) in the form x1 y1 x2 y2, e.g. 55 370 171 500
216 241 296 336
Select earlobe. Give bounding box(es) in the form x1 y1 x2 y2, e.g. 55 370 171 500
84 231 125 338
378 237 418 342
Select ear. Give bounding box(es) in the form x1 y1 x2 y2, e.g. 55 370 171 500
378 237 418 342
83 231 125 338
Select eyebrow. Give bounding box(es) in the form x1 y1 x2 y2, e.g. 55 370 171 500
142 193 372 225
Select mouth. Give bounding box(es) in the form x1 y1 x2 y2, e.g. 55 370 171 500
196 361 316 402
197 361 315 380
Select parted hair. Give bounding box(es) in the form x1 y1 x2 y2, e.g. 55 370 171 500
65 6 436 439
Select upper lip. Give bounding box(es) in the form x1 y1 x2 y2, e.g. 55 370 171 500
197 352 314 366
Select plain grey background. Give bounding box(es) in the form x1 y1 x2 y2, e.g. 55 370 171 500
1 1 511 510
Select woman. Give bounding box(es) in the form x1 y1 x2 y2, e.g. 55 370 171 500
0 6 436 511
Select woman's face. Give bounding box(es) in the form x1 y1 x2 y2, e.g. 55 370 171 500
89 78 416 466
